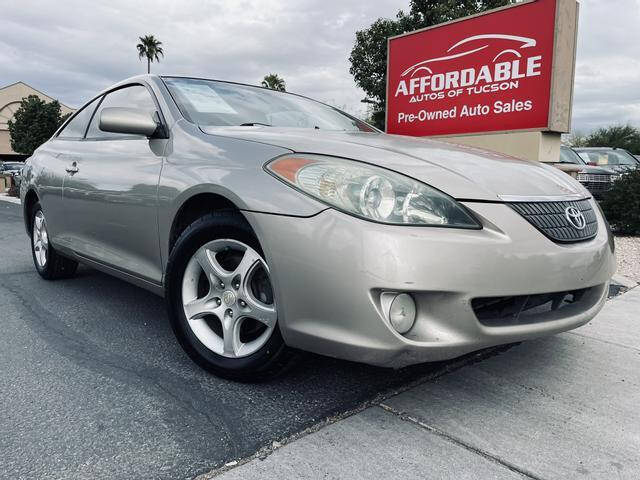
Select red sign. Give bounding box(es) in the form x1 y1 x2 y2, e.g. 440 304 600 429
386 0 559 136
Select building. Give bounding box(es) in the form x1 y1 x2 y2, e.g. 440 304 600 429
0 81 74 161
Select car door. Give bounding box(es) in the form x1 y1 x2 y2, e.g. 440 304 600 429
61 84 167 284
36 97 101 245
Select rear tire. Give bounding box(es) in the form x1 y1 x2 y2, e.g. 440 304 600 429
165 210 295 381
30 202 78 280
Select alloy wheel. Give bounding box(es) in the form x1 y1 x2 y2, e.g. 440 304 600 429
33 210 49 269
181 239 277 358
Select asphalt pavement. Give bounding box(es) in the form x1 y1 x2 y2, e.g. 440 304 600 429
0 201 489 480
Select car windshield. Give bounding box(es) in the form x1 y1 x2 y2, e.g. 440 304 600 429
576 149 639 166
558 147 585 165
163 77 375 132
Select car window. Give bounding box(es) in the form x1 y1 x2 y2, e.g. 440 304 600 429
610 150 640 165
576 150 638 166
57 97 101 139
86 85 157 139
559 147 583 165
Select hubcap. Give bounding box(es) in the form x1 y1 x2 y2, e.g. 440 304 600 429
222 290 236 306
181 239 277 358
33 210 49 269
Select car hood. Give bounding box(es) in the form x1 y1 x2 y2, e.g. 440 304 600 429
549 163 617 175
606 165 637 173
578 165 619 175
199 127 584 201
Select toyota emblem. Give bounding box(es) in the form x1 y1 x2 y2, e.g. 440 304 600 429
565 206 586 230
222 290 237 306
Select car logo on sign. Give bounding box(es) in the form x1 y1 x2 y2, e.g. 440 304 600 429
565 206 586 230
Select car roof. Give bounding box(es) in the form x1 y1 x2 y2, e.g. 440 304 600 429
574 147 623 151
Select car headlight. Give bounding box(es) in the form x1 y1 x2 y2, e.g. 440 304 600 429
266 154 481 228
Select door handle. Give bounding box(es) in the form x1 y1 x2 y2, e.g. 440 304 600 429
65 163 79 174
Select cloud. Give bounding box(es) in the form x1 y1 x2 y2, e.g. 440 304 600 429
571 0 640 132
1 0 639 132
0 0 399 116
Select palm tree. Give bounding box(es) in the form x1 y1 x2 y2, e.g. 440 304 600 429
136 35 164 74
261 74 286 92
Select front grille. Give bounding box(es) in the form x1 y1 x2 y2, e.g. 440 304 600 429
472 285 602 327
581 181 611 192
577 173 612 183
508 199 598 243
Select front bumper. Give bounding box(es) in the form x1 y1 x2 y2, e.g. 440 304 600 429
244 199 616 368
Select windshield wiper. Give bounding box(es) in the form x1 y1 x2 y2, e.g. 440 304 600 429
239 122 323 129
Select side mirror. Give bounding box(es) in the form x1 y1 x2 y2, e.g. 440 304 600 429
99 107 163 137
588 161 598 166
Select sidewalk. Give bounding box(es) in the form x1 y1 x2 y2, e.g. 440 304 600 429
207 288 640 480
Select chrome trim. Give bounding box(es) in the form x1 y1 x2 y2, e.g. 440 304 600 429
498 194 590 203
576 173 613 183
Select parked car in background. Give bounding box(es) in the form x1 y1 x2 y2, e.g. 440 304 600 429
550 146 620 200
574 147 639 173
0 161 24 176
1 161 24 196
19 75 616 381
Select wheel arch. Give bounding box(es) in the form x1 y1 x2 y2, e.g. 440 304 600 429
167 191 255 257
23 188 39 236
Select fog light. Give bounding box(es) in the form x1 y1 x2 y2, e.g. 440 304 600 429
387 293 416 334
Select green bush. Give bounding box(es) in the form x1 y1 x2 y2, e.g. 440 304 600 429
8 95 68 156
601 170 640 235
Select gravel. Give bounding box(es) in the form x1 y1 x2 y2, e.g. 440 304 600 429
615 236 640 284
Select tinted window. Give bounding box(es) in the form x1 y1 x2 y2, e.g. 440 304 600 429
86 85 157 139
57 97 100 139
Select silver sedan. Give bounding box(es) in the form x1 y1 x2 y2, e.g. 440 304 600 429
20 75 616 380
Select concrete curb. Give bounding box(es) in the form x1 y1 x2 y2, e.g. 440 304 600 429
0 194 21 205
612 273 639 289
196 345 512 479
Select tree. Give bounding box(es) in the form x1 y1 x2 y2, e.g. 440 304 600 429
7 95 66 156
261 74 286 92
137 35 164 74
349 0 513 130
601 169 640 235
584 125 640 154
564 131 588 147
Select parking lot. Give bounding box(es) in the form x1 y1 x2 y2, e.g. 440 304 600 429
2 198 639 480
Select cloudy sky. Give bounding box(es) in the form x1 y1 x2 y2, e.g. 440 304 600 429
1 0 639 133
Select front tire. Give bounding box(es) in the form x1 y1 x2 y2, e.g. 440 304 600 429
30 202 78 280
165 211 294 381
